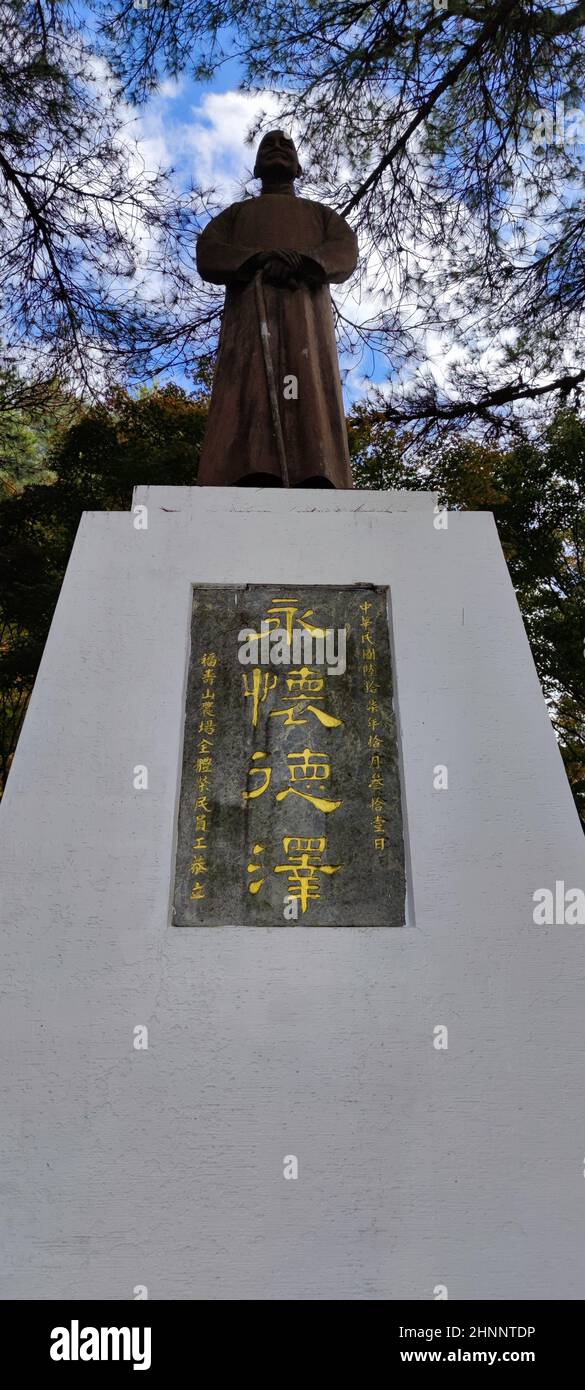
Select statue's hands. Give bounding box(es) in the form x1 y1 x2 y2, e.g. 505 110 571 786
258 249 304 285
277 251 303 272
262 256 292 284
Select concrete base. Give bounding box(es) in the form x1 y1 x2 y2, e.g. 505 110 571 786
0 487 583 1299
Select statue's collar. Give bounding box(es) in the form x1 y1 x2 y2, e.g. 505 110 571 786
259 181 297 196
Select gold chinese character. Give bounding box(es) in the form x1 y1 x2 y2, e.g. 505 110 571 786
190 856 207 875
242 669 278 727
242 749 341 811
254 599 328 644
190 881 205 900
285 667 326 696
242 752 272 801
276 748 341 813
269 667 342 729
247 843 266 895
274 835 341 914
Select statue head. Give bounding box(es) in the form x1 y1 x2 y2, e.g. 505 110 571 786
253 130 302 185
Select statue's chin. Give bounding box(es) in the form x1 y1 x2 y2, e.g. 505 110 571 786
260 166 294 182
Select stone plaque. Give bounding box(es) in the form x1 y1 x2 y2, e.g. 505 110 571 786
173 585 405 926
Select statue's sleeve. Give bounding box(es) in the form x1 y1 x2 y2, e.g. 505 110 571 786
304 206 358 284
196 205 263 285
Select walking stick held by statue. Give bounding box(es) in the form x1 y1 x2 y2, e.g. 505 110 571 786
254 269 290 488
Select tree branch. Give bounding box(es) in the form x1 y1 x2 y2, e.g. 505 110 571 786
340 0 581 216
386 367 585 424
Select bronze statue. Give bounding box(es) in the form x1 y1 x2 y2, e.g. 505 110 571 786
196 130 358 487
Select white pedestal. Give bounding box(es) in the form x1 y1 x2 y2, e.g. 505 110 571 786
0 488 583 1299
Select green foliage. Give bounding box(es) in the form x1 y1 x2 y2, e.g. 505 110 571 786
350 404 585 823
0 383 208 790
0 374 78 496
0 411 53 497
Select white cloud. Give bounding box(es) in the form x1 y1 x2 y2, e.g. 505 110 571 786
181 90 282 195
127 85 283 201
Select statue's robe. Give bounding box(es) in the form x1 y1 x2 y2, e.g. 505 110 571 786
196 191 358 487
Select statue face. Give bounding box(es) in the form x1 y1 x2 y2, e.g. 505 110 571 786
255 130 300 182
